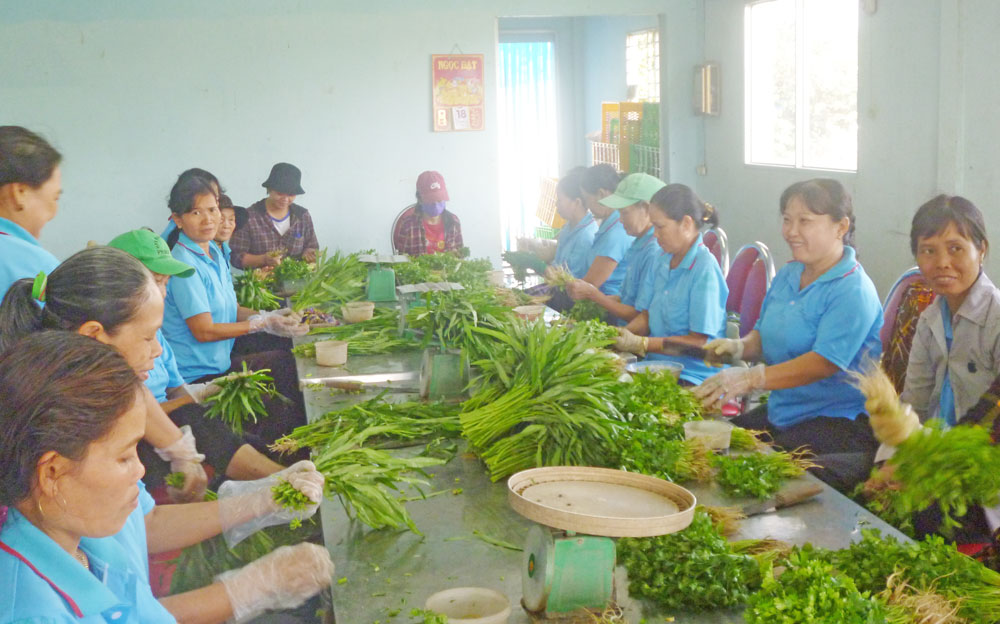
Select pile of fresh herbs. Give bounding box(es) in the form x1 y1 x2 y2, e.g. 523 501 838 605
290 249 367 313
234 269 282 311
202 362 284 435
712 450 818 499
272 257 313 284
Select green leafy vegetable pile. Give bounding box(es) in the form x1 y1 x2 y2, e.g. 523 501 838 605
618 511 762 610
405 290 513 355
272 257 313 284
290 249 367 313
233 269 282 311
394 250 493 290
202 362 284 435
712 450 817 499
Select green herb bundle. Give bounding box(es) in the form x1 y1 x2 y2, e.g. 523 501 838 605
822 529 1000 623
310 425 444 533
884 419 1000 533
565 299 605 322
272 393 462 454
233 269 281 311
460 319 626 480
613 420 713 483
394 250 493 290
202 363 284 435
745 551 886 623
405 290 513 354
712 450 817 499
271 479 316 529
290 249 367 313
615 368 703 422
272 257 313 284
618 511 762 610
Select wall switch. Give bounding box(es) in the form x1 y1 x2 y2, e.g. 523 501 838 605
696 165 708 176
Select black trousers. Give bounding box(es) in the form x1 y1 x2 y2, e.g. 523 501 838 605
138 403 258 488
731 404 879 493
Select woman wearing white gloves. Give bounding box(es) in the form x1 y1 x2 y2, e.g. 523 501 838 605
867 195 1000 540
0 332 333 623
160 173 310 446
693 180 883 491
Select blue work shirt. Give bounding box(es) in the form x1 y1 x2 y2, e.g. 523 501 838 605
586 211 634 296
162 232 237 382
553 213 598 278
0 481 175 624
619 227 662 310
145 330 186 403
756 246 883 428
0 217 59 301
638 234 729 384
163 220 232 270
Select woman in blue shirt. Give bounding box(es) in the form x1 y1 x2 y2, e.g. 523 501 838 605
577 165 635 296
694 179 883 488
552 167 598 278
567 173 665 323
0 126 62 298
616 184 728 385
160 175 309 445
0 332 332 623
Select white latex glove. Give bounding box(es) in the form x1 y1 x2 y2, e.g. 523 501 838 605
248 309 308 337
566 279 599 301
692 364 767 411
614 328 648 357
704 337 745 363
218 543 334 623
870 401 922 447
181 382 222 405
217 460 324 547
153 425 208 502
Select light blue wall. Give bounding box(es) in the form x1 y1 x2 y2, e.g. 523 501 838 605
1 0 682 265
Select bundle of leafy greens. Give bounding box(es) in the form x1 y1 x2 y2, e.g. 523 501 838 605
711 449 818 499
290 249 367 313
202 362 284 435
272 257 313 284
459 319 626 480
404 290 514 355
233 269 281 311
618 511 762 610
394 249 493 290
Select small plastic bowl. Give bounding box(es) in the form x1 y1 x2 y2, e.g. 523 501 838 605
341 301 375 323
315 340 348 367
683 419 734 450
513 305 546 321
425 587 511 624
624 360 683 380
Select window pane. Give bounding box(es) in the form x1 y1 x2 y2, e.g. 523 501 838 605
627 29 660 102
802 0 858 170
746 0 796 166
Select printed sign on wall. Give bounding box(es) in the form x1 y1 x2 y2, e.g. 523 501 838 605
432 54 485 132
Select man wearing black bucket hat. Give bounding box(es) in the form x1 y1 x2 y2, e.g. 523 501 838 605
230 162 319 269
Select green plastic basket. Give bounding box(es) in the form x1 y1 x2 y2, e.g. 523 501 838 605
534 225 559 240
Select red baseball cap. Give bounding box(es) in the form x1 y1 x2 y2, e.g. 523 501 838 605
416 171 449 203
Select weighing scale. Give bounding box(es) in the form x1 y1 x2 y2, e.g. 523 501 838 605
358 254 409 302
507 467 696 621
396 282 469 399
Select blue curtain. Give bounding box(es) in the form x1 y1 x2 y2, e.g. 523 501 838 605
498 40 557 250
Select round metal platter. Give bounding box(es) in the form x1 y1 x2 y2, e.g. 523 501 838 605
507 466 696 538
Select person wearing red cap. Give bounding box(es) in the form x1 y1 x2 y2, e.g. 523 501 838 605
393 171 464 256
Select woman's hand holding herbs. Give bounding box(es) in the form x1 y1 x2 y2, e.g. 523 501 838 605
154 425 208 502
217 460 324 547
693 364 767 411
566 279 598 301
248 308 309 337
615 327 648 356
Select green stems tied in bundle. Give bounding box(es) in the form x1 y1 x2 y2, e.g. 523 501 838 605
202 362 284 435
234 269 282 311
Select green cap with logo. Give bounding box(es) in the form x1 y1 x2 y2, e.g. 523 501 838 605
599 173 666 209
108 229 195 278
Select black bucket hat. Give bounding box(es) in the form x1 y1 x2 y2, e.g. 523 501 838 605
262 162 305 195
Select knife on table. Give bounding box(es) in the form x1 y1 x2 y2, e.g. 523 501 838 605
741 481 824 516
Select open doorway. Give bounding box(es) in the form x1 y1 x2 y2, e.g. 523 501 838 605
497 36 557 250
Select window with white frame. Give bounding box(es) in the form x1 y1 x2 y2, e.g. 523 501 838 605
745 0 858 171
627 29 660 102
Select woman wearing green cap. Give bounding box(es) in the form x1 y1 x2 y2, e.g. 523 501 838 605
568 171 665 323
108 229 288 487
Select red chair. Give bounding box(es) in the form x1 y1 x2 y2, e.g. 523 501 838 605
725 243 775 319
880 267 936 393
738 256 770 337
703 227 730 278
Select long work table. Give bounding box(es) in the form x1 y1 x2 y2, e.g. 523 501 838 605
293 345 908 623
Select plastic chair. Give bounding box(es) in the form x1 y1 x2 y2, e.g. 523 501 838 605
703 227 730 278
725 242 775 315
738 257 771 337
390 204 417 254
880 267 936 393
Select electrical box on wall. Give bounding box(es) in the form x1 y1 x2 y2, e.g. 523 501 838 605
694 63 720 116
